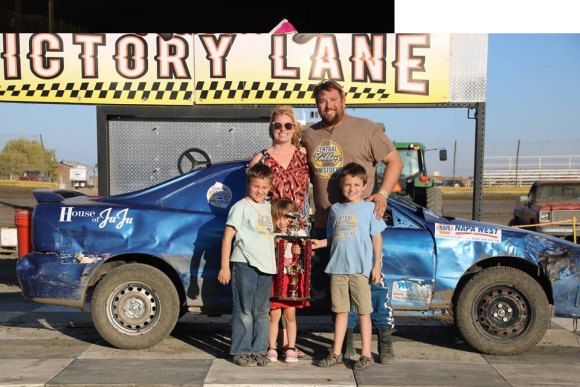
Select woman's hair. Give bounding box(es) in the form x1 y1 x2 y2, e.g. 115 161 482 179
271 198 296 230
269 105 302 147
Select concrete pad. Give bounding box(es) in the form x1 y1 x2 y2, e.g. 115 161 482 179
80 336 217 360
0 322 101 342
204 358 357 387
552 317 579 333
354 361 511 386
0 338 91 359
484 346 580 365
47 358 212 386
491 363 580 386
3 311 93 326
0 358 72 385
538 329 580 347
394 342 487 364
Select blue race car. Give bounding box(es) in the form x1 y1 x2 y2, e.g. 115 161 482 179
16 161 580 355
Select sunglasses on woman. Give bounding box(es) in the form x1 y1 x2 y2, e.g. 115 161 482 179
272 122 295 130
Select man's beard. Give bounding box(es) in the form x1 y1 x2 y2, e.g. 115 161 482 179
322 109 344 127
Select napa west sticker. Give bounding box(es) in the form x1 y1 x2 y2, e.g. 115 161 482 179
207 182 232 208
435 223 502 243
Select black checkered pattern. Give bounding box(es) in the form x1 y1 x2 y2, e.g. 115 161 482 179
195 81 390 102
0 81 193 102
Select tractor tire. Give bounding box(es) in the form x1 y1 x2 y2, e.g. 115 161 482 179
426 187 443 215
91 263 180 349
454 266 550 356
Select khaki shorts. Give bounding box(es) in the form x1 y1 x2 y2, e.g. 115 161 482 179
329 273 372 314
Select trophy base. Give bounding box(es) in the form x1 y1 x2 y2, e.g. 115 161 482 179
270 296 314 302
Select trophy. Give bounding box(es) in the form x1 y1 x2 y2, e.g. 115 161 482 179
270 212 313 302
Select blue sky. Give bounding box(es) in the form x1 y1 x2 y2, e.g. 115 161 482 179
1 34 579 177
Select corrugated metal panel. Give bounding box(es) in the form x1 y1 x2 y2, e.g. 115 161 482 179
450 34 488 103
109 119 270 194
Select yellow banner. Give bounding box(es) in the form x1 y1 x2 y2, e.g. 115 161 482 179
0 33 450 106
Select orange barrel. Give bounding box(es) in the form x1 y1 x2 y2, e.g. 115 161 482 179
15 209 32 258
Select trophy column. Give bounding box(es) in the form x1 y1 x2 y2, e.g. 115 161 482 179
271 235 313 302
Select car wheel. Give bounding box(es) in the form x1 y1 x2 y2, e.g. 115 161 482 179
455 266 550 355
508 218 517 226
426 187 443 216
91 263 180 349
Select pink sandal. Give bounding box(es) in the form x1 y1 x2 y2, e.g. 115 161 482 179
266 348 279 362
283 346 305 358
284 347 298 363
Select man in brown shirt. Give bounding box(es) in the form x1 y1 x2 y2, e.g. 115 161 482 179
302 80 402 228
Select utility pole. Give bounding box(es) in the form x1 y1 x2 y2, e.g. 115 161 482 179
514 140 521 186
452 140 457 185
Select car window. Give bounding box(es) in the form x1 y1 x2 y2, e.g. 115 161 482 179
536 183 580 201
385 206 421 229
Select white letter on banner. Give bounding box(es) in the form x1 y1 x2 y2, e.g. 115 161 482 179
73 34 105 78
199 34 236 78
29 33 64 79
309 35 344 81
351 34 386 83
114 34 148 79
2 33 21 79
270 35 299 79
156 35 191 79
393 34 429 95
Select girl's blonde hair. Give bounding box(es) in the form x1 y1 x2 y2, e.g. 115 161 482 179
271 198 296 232
269 105 302 147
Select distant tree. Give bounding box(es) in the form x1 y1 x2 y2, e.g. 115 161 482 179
0 139 57 181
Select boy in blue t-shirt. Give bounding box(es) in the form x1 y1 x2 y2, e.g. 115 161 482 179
312 162 386 370
218 163 277 367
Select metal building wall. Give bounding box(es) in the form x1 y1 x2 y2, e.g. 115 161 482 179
97 106 272 195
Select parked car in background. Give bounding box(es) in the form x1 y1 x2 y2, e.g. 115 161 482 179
16 161 580 356
510 180 580 242
19 170 47 182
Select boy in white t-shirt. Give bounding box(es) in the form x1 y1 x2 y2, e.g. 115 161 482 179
218 163 277 367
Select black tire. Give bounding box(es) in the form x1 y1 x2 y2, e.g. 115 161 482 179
91 263 180 349
455 266 550 355
426 186 443 216
508 218 518 227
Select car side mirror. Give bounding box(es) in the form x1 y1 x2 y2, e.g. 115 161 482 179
439 149 447 161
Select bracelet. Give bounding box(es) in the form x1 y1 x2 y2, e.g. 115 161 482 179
378 189 389 199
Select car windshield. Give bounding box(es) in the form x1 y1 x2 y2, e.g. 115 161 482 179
536 183 580 201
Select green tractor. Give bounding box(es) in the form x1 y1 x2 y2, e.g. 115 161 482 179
376 142 447 215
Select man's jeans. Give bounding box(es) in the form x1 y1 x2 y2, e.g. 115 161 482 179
230 262 272 355
348 278 395 330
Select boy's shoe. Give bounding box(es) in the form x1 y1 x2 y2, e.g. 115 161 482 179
353 355 375 370
253 353 271 367
266 348 279 362
284 348 298 363
317 353 343 367
233 354 257 367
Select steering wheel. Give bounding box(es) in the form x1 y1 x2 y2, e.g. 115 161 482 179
177 148 212 175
